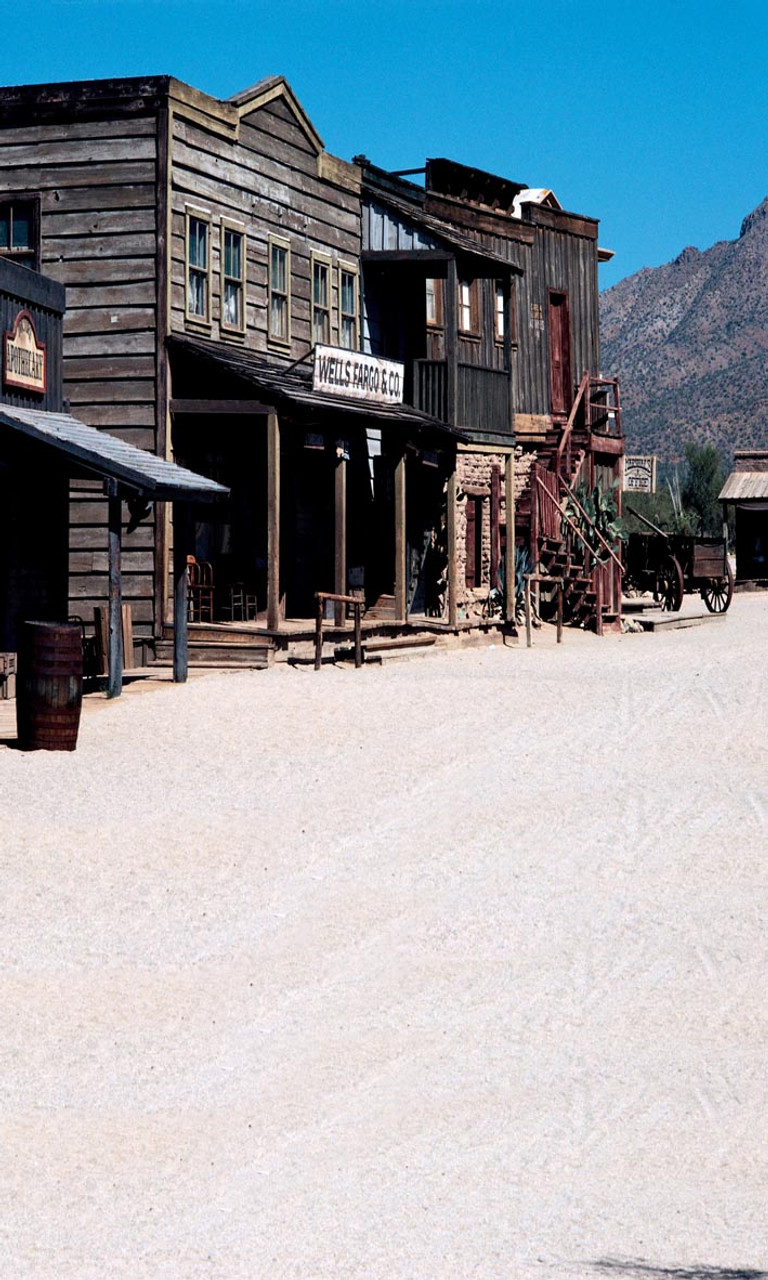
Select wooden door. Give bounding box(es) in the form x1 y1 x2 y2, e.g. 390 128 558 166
548 291 572 415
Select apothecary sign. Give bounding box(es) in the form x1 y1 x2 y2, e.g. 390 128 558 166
4 310 46 394
313 344 403 406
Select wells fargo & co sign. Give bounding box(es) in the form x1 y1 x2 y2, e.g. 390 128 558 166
313 344 404 406
4 310 46 394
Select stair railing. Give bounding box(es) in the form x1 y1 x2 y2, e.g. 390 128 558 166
556 371 590 481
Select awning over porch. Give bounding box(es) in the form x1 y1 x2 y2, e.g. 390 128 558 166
167 334 468 443
0 404 228 501
0 404 228 696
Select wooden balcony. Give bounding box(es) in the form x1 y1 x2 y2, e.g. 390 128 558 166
412 359 511 434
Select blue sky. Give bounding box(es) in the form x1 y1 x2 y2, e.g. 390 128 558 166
3 0 767 290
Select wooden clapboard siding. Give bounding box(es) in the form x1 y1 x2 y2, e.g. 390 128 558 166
0 109 161 638
168 98 360 360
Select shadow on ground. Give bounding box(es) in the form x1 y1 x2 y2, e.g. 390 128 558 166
590 1262 768 1280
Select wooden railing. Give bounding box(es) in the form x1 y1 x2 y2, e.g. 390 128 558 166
314 592 363 670
412 359 510 433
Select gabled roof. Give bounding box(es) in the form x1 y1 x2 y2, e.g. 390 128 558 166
0 405 228 501
228 75 323 154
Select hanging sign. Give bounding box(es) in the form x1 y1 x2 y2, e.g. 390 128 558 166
4 310 46 394
623 455 657 493
313 344 404 406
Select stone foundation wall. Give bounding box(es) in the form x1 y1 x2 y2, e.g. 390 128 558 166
456 447 537 620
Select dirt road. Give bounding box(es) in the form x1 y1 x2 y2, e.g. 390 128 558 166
2 598 766 1278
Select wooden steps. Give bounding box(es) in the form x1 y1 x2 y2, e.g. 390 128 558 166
153 638 273 668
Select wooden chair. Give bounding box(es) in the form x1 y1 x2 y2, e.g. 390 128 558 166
223 583 258 622
186 556 214 622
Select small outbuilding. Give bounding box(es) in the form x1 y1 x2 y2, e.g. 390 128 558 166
718 450 768 584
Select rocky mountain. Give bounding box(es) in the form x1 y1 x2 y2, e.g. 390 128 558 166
599 197 768 463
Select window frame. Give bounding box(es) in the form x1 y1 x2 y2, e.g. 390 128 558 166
465 494 484 588
311 251 332 348
0 194 41 271
338 261 359 351
220 217 247 337
268 234 292 348
458 278 480 337
426 277 444 329
185 206 212 327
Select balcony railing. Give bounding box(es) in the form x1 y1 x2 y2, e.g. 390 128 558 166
412 359 511 433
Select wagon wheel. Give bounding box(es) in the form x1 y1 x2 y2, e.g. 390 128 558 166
701 558 734 613
655 555 684 612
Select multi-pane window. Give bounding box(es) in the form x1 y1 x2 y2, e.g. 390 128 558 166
458 279 478 334
186 211 211 323
312 255 331 346
268 237 290 344
339 265 358 350
426 277 444 327
221 222 245 333
0 199 38 269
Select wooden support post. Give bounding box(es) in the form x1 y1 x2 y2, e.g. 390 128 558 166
106 480 123 699
446 462 458 628
354 602 362 669
173 502 190 684
505 450 516 623
491 465 504 588
557 582 563 644
334 450 347 627
394 449 407 623
525 576 532 649
267 411 281 632
595 569 604 637
445 258 458 425
314 595 324 670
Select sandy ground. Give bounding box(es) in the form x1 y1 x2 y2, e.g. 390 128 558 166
1 598 767 1280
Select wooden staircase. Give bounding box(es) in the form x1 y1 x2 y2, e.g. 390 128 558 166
520 373 624 634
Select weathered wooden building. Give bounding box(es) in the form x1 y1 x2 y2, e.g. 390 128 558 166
0 75 471 660
357 157 624 629
719 451 768 584
0 74 623 655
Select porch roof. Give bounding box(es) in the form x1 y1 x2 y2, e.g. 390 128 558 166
719 469 768 502
363 188 523 273
0 404 228 500
168 336 469 441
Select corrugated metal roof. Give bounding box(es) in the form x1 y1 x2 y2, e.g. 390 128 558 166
719 470 768 502
0 405 228 500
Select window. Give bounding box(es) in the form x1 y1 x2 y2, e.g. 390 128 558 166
0 198 39 269
426 277 444 327
186 209 211 324
495 281 505 343
311 254 331 346
221 220 246 334
268 237 291 345
458 279 479 335
339 264 359 350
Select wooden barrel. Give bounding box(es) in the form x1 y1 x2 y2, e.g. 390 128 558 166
16 622 84 752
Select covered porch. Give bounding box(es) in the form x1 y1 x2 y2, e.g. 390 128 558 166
166 337 472 660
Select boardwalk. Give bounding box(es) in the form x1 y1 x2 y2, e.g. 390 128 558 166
1 600 767 1279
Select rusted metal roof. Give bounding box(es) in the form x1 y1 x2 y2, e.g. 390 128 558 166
0 404 228 500
719 469 768 502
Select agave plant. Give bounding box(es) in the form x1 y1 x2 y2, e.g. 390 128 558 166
563 480 626 565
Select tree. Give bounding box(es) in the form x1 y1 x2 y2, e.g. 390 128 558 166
680 442 726 535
